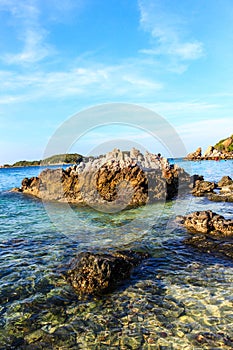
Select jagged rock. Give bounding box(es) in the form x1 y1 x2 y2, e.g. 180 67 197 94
65 250 149 295
190 174 204 187
186 147 202 160
207 176 233 202
218 176 233 187
203 145 214 158
14 148 191 207
177 210 233 236
192 180 216 197
202 146 221 159
21 176 41 196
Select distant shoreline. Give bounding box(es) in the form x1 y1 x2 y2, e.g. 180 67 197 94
0 162 75 169
2 156 233 169
0 153 82 169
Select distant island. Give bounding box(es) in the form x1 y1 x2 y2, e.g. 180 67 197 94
186 134 233 160
1 153 82 168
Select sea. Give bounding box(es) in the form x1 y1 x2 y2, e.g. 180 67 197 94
0 159 233 349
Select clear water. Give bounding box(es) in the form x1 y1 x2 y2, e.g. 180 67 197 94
0 160 233 349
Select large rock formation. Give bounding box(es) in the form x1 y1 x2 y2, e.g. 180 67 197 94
14 148 191 208
65 250 149 295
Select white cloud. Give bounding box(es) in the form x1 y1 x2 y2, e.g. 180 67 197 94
0 63 163 105
5 29 54 64
0 0 54 65
138 0 204 62
123 75 162 90
170 42 204 60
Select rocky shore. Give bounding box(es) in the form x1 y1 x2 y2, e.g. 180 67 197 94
185 135 233 160
186 146 233 160
12 148 191 208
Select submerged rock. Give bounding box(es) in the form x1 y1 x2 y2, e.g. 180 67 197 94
184 235 233 260
65 250 149 295
177 210 233 237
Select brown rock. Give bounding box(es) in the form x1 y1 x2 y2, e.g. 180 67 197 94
14 150 191 207
186 147 202 160
178 210 233 237
222 137 233 150
65 250 149 295
217 176 233 187
192 180 216 197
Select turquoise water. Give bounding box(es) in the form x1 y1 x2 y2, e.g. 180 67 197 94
0 160 233 349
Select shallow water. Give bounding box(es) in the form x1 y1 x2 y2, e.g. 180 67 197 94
0 160 233 349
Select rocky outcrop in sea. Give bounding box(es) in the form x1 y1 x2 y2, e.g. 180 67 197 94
185 135 233 160
13 148 191 207
186 146 233 160
177 210 233 236
192 175 233 202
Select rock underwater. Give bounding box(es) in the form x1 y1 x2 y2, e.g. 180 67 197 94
13 148 191 208
65 250 150 295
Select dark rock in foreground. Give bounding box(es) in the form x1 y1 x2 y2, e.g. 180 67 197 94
66 250 149 295
177 210 233 236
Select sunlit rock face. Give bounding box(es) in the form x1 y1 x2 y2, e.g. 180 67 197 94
14 148 191 207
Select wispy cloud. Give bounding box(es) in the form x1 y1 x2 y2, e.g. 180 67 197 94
0 63 163 105
138 0 204 65
0 0 54 65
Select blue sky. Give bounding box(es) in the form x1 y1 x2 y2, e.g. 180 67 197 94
0 0 233 164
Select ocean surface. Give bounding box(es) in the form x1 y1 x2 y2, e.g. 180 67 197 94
0 159 233 349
